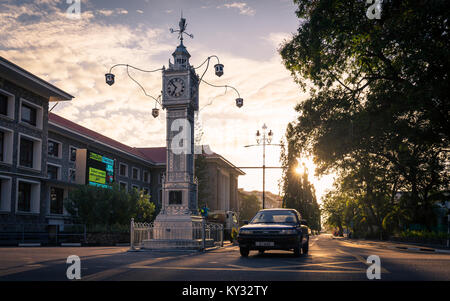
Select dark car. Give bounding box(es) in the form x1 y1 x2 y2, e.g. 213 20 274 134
237 208 310 257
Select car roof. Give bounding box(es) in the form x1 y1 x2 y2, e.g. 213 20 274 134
259 208 298 212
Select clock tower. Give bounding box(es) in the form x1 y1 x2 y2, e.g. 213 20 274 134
145 17 203 247
160 38 199 216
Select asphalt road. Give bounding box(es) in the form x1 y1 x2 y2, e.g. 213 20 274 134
0 234 449 281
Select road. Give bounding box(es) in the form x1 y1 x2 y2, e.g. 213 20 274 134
0 234 449 281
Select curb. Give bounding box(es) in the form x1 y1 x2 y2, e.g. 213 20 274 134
388 245 450 254
338 237 450 254
60 243 81 247
18 243 41 247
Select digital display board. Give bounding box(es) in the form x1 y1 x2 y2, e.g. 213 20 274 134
86 151 115 189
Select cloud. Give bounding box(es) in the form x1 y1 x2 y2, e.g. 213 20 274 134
218 2 256 16
0 3 326 197
97 8 128 16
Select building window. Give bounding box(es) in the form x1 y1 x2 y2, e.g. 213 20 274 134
0 132 3 162
143 171 150 183
132 167 139 180
0 89 14 119
48 140 61 158
19 137 34 168
132 185 140 191
18 182 32 212
119 182 127 191
0 128 13 164
0 177 12 212
0 94 7 116
18 134 42 170
119 163 128 177
70 147 77 162
50 187 64 215
21 103 37 126
16 180 40 213
47 164 60 180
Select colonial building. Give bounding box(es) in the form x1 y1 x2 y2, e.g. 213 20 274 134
0 57 73 225
137 147 245 213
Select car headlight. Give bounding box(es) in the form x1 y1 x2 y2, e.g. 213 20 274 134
280 229 297 234
239 229 252 235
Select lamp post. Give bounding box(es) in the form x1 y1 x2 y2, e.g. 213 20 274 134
245 124 273 209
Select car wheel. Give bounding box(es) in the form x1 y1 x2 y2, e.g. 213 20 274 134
240 247 249 257
302 238 309 255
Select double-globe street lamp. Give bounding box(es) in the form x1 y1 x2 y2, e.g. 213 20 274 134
245 124 278 209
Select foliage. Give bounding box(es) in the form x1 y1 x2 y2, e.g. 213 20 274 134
238 191 261 223
65 184 155 226
280 0 449 238
195 152 210 209
279 123 322 231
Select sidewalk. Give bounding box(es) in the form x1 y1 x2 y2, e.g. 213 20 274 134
333 236 450 254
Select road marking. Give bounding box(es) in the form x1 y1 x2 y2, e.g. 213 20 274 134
0 264 45 277
337 250 390 274
126 264 366 274
83 257 173 281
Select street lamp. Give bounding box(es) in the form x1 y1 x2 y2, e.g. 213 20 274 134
245 124 273 209
104 27 244 117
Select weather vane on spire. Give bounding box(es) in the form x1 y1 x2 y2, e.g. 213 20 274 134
170 12 194 42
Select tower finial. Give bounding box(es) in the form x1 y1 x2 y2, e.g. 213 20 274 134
170 14 194 42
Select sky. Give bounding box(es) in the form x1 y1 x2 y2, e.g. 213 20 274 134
0 0 335 202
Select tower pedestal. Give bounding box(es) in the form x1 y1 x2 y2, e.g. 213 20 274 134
143 211 212 250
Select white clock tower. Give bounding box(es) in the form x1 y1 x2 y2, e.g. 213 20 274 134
144 17 203 248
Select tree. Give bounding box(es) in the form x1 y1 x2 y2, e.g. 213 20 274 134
65 184 155 226
280 123 322 231
195 152 210 209
280 0 449 234
238 191 261 223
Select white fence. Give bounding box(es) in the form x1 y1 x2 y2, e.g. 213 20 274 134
130 218 224 250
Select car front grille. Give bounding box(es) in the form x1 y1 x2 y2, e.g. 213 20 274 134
251 230 280 234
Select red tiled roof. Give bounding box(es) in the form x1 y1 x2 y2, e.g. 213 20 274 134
48 113 244 174
136 147 166 164
48 112 156 164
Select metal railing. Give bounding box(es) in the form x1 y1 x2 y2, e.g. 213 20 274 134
0 223 86 245
130 218 224 250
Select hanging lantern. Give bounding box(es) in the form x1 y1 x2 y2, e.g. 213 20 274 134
214 64 224 77
105 73 115 86
152 108 159 118
235 97 243 108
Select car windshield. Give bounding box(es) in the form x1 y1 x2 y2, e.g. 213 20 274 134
250 211 298 224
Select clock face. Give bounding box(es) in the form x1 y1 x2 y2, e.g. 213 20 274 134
166 77 185 98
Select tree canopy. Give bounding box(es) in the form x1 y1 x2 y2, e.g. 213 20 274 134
280 0 449 237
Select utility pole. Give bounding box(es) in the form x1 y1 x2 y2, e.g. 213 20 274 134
245 124 274 209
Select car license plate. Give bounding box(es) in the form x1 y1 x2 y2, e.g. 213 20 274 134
255 242 274 247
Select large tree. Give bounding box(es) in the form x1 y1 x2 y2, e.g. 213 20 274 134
280 123 322 231
280 0 449 233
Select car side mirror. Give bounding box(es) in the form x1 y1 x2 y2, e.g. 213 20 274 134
300 220 308 226
243 220 249 225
